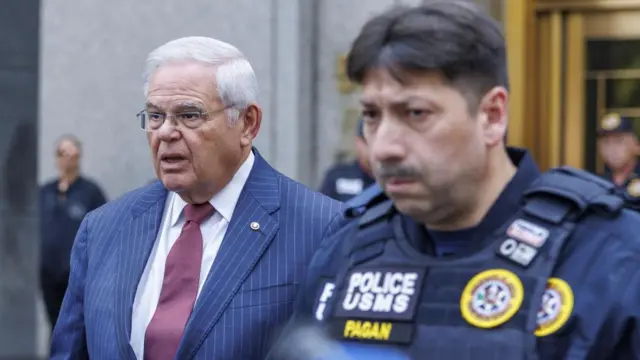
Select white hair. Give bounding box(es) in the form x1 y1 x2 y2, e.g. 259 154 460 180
142 36 258 124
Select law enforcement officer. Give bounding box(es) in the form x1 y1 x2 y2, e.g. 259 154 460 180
597 112 640 197
39 135 107 330
319 119 375 202
270 2 640 359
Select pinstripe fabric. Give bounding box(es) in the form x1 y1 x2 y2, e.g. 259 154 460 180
49 150 346 360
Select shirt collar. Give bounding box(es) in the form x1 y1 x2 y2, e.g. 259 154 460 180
169 151 255 226
472 147 540 235
401 147 541 256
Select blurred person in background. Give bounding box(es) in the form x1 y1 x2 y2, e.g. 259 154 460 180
598 112 640 197
319 118 375 202
39 135 106 331
49 36 344 360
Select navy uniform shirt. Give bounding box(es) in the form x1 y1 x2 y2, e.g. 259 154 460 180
39 176 106 280
291 148 640 359
602 161 640 198
319 161 375 202
598 112 640 198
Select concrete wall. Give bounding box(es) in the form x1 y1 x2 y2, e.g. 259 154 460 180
40 0 502 199
40 0 281 199
39 0 378 197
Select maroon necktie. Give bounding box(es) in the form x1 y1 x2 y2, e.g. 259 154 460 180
144 202 215 360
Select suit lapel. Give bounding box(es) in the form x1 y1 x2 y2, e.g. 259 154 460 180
176 150 281 359
114 181 167 360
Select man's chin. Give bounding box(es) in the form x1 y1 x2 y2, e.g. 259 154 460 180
390 197 422 217
160 174 190 192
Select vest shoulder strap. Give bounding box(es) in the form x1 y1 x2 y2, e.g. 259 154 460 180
358 198 394 227
343 199 395 266
328 199 396 313
521 166 625 224
344 184 386 218
496 166 625 357
623 192 640 212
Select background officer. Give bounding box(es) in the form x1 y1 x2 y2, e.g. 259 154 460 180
272 2 640 359
597 112 640 197
319 119 375 202
39 135 106 331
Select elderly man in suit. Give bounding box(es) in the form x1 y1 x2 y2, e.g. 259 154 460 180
50 36 345 360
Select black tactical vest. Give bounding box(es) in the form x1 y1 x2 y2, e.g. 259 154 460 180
319 167 626 360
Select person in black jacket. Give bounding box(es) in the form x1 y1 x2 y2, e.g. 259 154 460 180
39 135 106 330
597 112 640 197
319 119 375 202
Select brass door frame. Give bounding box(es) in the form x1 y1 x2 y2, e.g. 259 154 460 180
505 0 536 152
564 14 586 169
537 0 640 11
584 11 640 38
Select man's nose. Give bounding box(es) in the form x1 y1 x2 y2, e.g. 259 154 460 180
369 120 407 163
156 119 181 141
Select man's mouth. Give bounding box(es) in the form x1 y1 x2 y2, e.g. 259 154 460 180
160 154 187 165
386 178 416 186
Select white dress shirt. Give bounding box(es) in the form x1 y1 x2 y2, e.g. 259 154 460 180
130 152 255 360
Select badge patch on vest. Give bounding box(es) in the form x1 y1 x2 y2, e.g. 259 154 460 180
535 277 574 337
506 219 549 247
627 178 640 197
498 219 550 267
460 269 524 329
331 266 426 344
497 238 539 267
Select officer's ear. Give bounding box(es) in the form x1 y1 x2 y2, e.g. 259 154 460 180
477 86 508 147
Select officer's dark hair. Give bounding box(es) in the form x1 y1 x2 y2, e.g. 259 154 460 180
55 134 83 154
346 1 508 111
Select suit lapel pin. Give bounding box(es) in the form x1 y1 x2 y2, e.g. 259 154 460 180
250 222 260 231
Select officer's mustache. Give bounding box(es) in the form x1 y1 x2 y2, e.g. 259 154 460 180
375 164 420 181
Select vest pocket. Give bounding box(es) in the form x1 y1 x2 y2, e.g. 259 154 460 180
536 317 578 359
537 335 574 359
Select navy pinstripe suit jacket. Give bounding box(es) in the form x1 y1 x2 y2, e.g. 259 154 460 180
49 150 346 360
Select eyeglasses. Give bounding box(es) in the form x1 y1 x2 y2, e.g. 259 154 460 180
137 106 231 132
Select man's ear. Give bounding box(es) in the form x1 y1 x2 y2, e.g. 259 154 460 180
240 104 262 147
478 86 508 147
